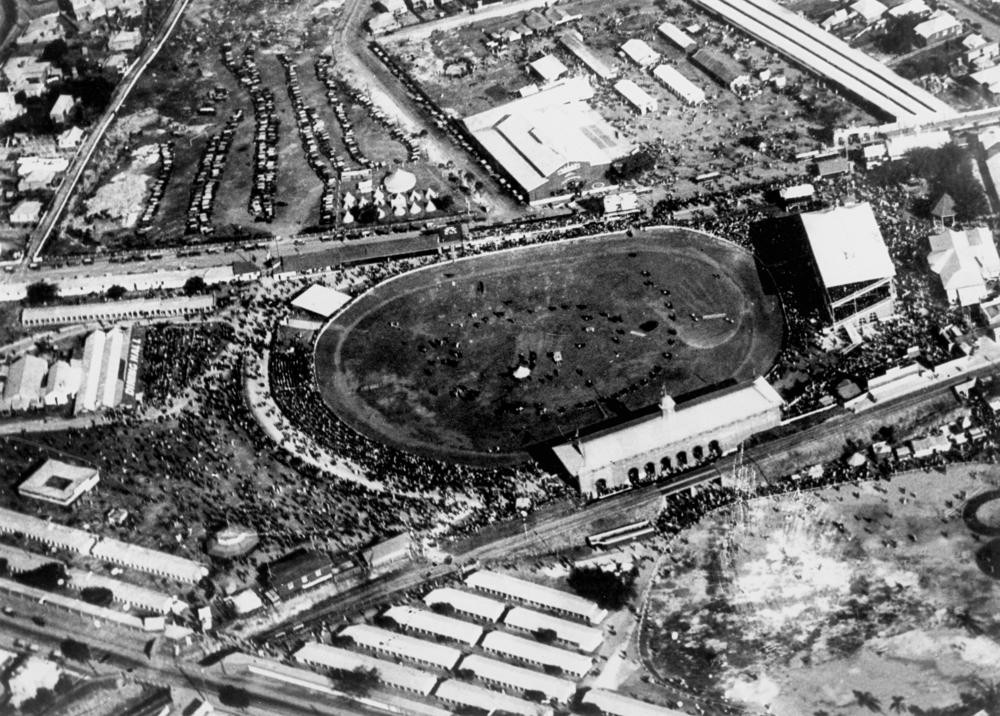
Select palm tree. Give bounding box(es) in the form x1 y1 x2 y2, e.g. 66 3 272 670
853 690 883 712
890 695 906 713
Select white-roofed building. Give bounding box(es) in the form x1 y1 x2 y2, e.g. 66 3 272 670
884 129 949 160
558 30 617 80
798 203 896 327
480 630 593 677
927 227 1000 305
423 587 507 622
529 54 568 83
914 11 961 45
652 64 705 105
850 0 887 24
19 459 98 506
22 295 215 327
44 359 81 406
340 624 463 670
982 127 1000 207
2 354 48 411
90 537 209 583
582 689 690 716
290 284 352 318
463 77 633 204
620 39 660 68
503 606 603 652
614 79 658 114
0 91 24 122
17 12 66 46
888 0 929 17
3 56 55 96
0 507 96 553
434 679 553 716
57 126 84 152
75 330 105 414
552 377 784 495
49 94 74 123
9 199 42 226
67 568 179 614
295 642 439 695
466 570 607 624
458 654 577 702
108 29 142 52
657 21 696 52
384 605 485 646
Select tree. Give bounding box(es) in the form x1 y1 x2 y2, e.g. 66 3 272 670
15 562 66 591
523 689 546 702
606 147 658 182
533 627 557 644
60 637 92 662
357 204 379 224
25 281 59 306
106 285 127 300
183 276 207 295
429 601 455 615
218 685 251 709
81 586 114 607
332 666 379 695
567 566 637 610
542 663 563 676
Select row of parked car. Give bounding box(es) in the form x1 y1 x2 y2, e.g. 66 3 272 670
368 41 527 203
336 74 421 163
185 110 243 236
136 142 175 237
222 43 279 223
278 53 341 227
315 56 372 170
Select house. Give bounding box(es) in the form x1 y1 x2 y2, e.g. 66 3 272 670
368 11 399 34
9 199 42 226
888 0 929 17
50 95 75 124
16 13 67 46
2 355 48 411
69 0 107 23
108 29 142 53
363 533 412 572
17 157 69 192
379 0 407 14
103 0 144 17
103 53 129 74
822 8 852 30
57 126 84 152
913 11 962 46
266 549 336 600
850 0 887 24
3 56 56 97
0 92 24 123
931 193 956 226
528 54 568 84
614 79 658 114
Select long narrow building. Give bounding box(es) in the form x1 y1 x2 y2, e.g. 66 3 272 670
690 0 954 121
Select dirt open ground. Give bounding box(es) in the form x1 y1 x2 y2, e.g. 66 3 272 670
314 227 784 463
639 463 1000 715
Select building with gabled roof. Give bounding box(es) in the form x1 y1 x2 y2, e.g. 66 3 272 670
657 21 697 52
503 606 603 652
850 0 887 24
529 54 568 83
558 31 617 80
457 654 577 702
652 64 705 105
581 689 690 716
2 355 48 411
465 570 607 624
340 624 463 670
434 679 553 716
614 79 658 114
620 38 660 68
294 642 439 695
423 587 507 622
480 630 592 676
927 227 1000 305
914 11 961 45
384 605 484 646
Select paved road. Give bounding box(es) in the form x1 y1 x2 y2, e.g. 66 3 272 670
25 0 194 262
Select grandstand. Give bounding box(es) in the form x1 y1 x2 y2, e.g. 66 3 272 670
689 0 955 121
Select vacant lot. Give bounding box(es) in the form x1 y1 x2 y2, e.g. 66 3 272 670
314 227 784 463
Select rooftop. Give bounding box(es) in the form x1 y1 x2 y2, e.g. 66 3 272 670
800 203 895 289
19 459 99 506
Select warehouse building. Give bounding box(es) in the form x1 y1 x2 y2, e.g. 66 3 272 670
558 31 617 80
529 54 568 83
433 679 553 716
614 79 658 114
339 624 463 670
457 654 577 702
582 689 691 716
463 77 633 204
620 38 660 68
480 631 592 676
422 587 507 622
652 64 706 104
465 570 608 624
503 606 604 652
553 378 784 495
383 605 485 646
294 642 439 695
657 21 697 52
266 549 337 600
1 354 47 411
690 48 749 92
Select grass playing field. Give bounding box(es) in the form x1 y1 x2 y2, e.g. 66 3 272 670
314 227 785 464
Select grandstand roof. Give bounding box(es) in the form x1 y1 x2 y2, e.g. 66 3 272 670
503 606 604 652
463 77 631 194
465 570 607 624
582 689 691 716
18 459 98 506
434 679 553 716
294 642 439 695
340 624 463 670
423 587 507 622
480 630 593 676
688 0 955 120
552 377 784 478
529 54 568 83
458 654 577 702
384 605 485 645
290 284 352 318
21 295 215 326
800 203 895 288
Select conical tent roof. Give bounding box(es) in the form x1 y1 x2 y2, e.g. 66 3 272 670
384 168 416 195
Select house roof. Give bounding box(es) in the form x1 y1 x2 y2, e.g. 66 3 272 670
914 10 959 38
932 193 956 217
423 587 507 622
799 203 895 288
614 79 657 110
850 0 887 22
384 605 485 645
294 642 439 695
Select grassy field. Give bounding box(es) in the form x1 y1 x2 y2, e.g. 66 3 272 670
314 227 784 463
